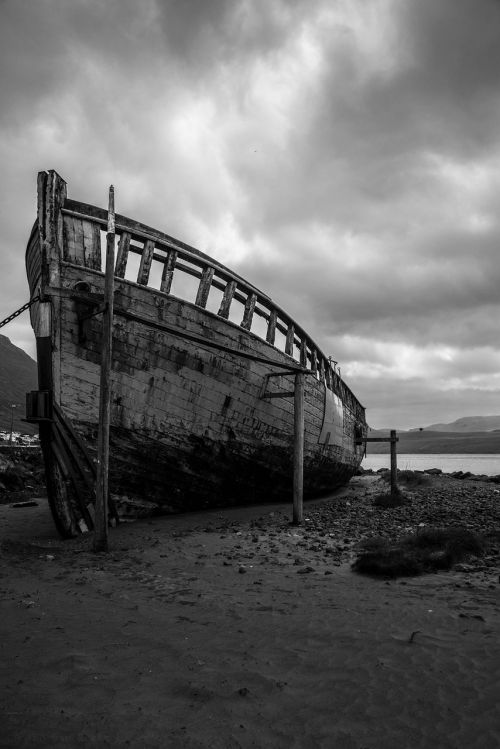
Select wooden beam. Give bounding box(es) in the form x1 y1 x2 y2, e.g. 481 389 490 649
85 222 102 270
390 429 398 495
241 293 257 330
357 436 400 443
160 249 177 294
195 266 215 308
218 279 236 319
285 324 294 356
299 339 307 367
310 349 318 375
266 309 277 345
137 239 155 285
292 371 305 526
93 185 115 553
115 231 130 278
318 357 325 382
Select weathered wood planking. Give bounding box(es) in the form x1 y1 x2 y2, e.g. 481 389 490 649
241 293 257 331
62 201 364 416
59 264 353 463
218 280 236 320
63 215 101 268
195 266 215 308
137 239 155 285
285 324 295 357
61 207 364 420
115 232 130 278
160 249 177 294
266 309 277 345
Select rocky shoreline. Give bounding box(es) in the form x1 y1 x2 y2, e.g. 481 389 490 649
0 447 45 503
360 464 500 483
207 472 500 581
1 449 499 579
1 468 499 747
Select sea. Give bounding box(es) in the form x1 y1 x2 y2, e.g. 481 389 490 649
361 454 500 476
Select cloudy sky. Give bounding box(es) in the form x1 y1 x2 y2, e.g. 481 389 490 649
1 0 499 429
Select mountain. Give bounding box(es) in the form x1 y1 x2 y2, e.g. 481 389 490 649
0 334 37 434
410 416 500 433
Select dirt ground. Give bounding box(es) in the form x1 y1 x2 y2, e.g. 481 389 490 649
1 477 499 748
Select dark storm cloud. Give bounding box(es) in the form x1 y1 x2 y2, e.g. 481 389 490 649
230 0 500 240
0 0 499 427
153 0 310 70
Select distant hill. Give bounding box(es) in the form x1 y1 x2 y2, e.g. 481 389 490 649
0 335 37 434
366 429 500 455
410 415 500 433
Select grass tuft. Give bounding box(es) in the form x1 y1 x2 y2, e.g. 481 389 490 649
373 488 408 508
352 526 484 578
379 469 432 488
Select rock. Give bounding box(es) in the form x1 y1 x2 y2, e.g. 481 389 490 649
296 566 315 574
454 563 475 573
0 455 27 491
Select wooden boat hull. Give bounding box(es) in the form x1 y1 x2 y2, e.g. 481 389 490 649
26 171 367 537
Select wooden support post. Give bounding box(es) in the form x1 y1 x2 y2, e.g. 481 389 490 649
217 280 236 319
285 324 295 357
160 249 177 294
93 185 115 553
390 429 398 495
293 371 305 525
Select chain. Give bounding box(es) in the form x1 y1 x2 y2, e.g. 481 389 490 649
0 296 40 330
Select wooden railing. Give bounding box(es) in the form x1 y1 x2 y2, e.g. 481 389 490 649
59 198 365 421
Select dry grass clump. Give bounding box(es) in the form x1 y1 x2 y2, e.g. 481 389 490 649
352 526 484 578
379 469 432 488
373 487 408 508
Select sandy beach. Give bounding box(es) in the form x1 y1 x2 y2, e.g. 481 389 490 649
1 474 499 748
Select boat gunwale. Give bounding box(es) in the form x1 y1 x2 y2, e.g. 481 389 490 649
60 199 365 417
56 256 365 419
62 200 269 299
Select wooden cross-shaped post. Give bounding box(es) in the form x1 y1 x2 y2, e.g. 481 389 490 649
357 430 399 494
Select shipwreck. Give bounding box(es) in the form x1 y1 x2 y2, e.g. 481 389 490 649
25 170 367 537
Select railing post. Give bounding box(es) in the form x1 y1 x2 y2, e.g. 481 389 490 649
293 372 305 525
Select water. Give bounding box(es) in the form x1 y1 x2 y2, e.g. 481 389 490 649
361 453 500 476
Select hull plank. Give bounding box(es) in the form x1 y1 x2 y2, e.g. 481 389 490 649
26 170 367 537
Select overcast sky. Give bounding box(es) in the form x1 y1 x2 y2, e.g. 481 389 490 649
1 0 499 429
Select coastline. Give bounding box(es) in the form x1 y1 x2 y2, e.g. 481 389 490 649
1 473 499 748
362 453 500 477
